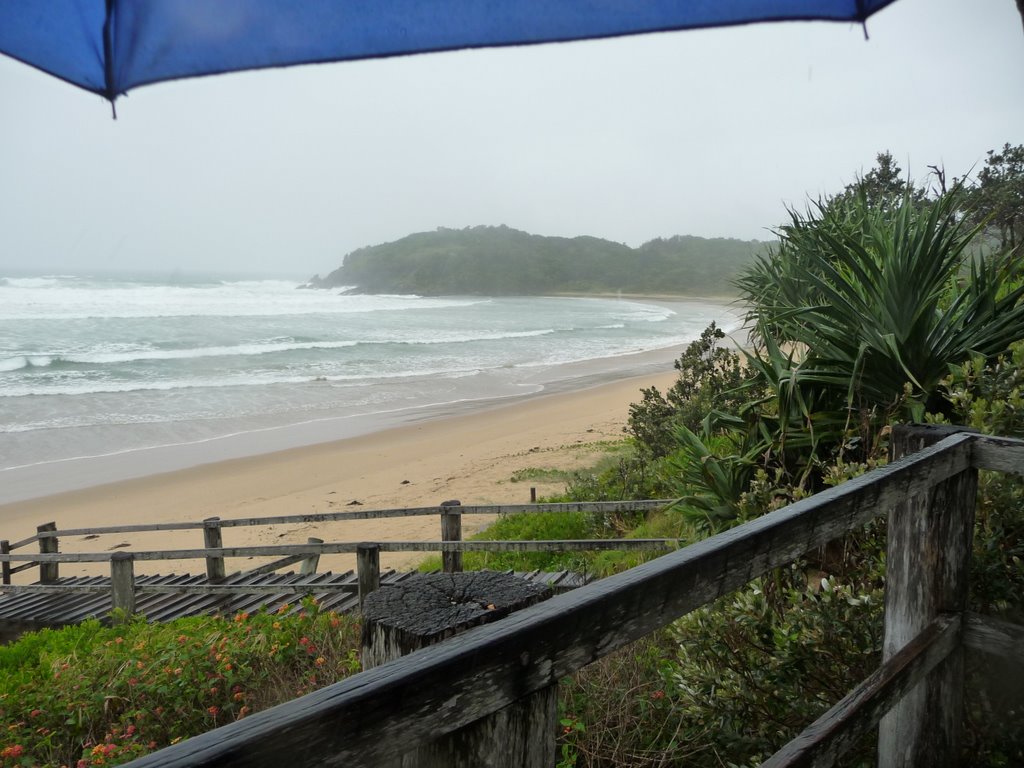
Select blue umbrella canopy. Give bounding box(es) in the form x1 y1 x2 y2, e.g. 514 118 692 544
1 0 898 107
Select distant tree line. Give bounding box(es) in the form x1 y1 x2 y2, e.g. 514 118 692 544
306 225 768 296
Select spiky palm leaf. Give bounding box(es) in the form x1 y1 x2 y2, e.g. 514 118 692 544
737 186 1024 420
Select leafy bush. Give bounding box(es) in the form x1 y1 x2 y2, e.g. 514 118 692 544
418 510 596 574
0 600 360 767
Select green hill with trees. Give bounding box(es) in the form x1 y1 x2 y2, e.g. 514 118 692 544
307 226 767 296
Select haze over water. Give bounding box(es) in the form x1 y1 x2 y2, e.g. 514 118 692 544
0 273 739 503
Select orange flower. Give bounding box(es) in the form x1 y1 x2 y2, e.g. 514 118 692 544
1 744 24 758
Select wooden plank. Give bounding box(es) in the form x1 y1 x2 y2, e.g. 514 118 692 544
0 538 683 563
241 554 308 577
110 552 136 617
963 612 1024 664
357 544 380 611
203 518 226 583
0 541 9 585
121 433 975 768
763 613 961 768
37 522 58 583
361 572 556 766
7 534 39 550
441 501 463 574
879 425 977 768
38 501 672 539
971 434 1024 475
299 538 323 576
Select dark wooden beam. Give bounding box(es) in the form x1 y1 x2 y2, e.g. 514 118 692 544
120 433 974 768
763 614 961 768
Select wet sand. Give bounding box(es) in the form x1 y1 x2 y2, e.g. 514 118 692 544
0 368 679 579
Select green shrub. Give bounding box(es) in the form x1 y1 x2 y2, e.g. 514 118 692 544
0 599 360 767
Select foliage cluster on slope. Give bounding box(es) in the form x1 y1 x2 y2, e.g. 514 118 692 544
0 600 359 768
308 225 766 296
554 149 1024 767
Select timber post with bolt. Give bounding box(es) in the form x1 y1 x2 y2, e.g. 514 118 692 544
300 537 323 575
878 424 979 768
356 543 380 611
440 500 463 574
202 517 226 583
361 571 555 767
37 522 58 584
110 551 136 619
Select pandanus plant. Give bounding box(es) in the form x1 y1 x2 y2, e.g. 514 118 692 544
737 185 1024 427
667 185 1024 530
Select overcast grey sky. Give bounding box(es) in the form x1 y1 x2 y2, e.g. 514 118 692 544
1 0 1022 279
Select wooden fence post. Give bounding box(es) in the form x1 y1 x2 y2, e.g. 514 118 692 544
110 552 136 619
878 424 978 768
440 500 462 574
357 543 380 611
361 571 556 767
37 522 58 584
203 517 226 583
530 487 537 503
300 537 323 575
0 540 10 586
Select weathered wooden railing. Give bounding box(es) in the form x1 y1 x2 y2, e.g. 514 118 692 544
4 426 1023 766
96 425 1021 768
0 500 673 612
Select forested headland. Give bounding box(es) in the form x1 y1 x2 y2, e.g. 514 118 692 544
306 226 767 297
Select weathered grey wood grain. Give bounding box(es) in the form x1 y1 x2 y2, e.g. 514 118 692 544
971 434 1024 475
110 552 136 617
362 572 555 767
7 534 39 550
879 425 977 768
119 432 974 768
202 518 226 583
764 613 960 768
37 501 672 540
37 522 58 584
241 553 309 577
357 543 381 611
0 538 682 564
0 582 358 595
963 612 1024 664
441 501 463 574
299 537 323 575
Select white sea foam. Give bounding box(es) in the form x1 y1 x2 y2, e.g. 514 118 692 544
0 274 741 477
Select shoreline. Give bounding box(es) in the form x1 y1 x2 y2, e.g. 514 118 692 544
2 294 741 505
0 342 687 506
0 365 680 578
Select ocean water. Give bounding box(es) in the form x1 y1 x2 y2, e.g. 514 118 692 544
0 273 739 502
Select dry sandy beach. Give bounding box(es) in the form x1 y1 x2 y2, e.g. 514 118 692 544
0 369 678 579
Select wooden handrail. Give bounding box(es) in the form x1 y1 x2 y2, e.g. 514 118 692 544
762 613 962 768
121 431 976 767
0 538 683 565
8 429 1021 766
31 500 672 540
